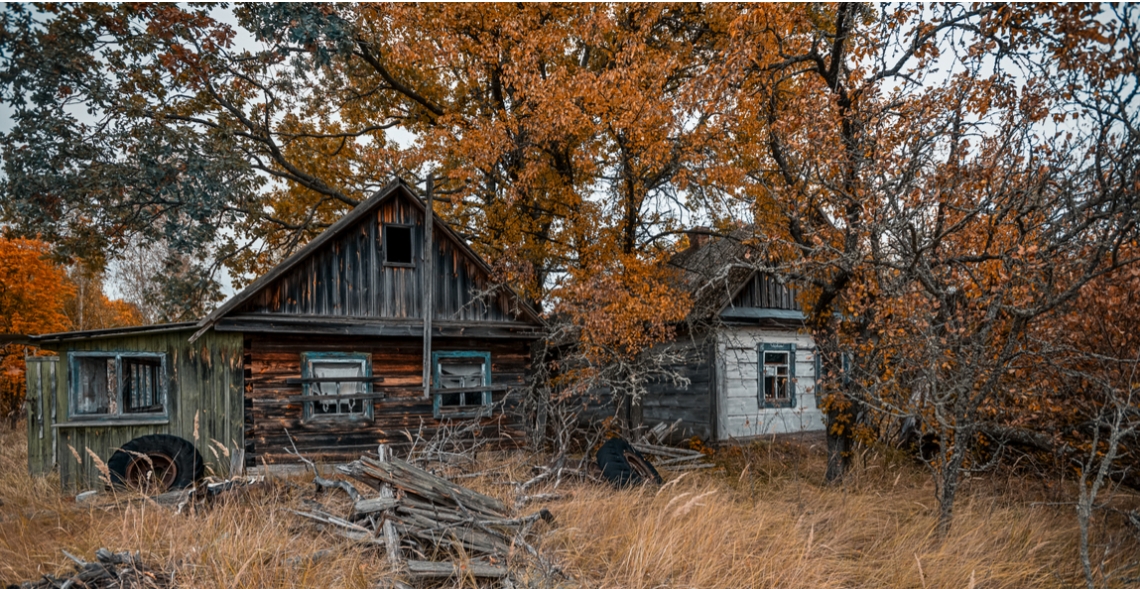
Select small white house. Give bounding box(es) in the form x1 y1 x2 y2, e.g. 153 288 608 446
638 228 826 441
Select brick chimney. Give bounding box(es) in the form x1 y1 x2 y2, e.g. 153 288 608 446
685 226 713 250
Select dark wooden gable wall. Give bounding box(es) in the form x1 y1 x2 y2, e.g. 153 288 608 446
236 192 517 323
730 273 801 311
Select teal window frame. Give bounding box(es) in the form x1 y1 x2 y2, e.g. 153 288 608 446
758 343 796 408
432 350 492 419
300 351 374 422
68 351 168 421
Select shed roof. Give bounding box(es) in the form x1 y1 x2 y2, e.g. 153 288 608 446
28 322 197 344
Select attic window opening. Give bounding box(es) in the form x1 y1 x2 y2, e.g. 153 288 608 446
385 225 414 266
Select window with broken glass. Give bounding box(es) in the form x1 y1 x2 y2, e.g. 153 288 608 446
69 352 167 420
301 352 374 421
759 343 796 408
432 351 492 418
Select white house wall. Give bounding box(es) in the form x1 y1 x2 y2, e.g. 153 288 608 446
716 326 825 440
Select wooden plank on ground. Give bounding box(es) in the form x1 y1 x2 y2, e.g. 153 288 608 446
405 559 507 579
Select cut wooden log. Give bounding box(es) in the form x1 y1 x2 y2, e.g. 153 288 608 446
660 462 717 471
405 559 508 579
290 509 374 535
376 444 402 566
354 455 508 517
654 454 708 466
632 443 703 458
353 496 399 517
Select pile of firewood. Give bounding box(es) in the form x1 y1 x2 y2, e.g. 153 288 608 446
633 420 716 472
9 548 171 589
632 442 715 471
291 449 554 581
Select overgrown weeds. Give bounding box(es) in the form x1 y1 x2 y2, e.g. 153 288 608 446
1 423 1137 588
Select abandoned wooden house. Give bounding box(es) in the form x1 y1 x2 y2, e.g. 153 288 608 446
635 227 826 442
24 179 544 490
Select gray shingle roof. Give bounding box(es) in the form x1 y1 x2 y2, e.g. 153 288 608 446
667 226 766 320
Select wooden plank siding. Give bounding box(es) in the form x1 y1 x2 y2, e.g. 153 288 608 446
236 193 516 323
729 273 800 311
244 334 530 465
24 356 58 476
715 328 824 439
37 329 244 490
639 337 717 441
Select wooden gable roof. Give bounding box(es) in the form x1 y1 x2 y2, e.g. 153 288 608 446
667 226 805 324
192 180 542 340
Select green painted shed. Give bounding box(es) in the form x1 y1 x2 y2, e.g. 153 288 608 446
25 326 244 489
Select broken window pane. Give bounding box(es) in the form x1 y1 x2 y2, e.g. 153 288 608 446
438 356 487 407
71 353 165 418
123 357 163 414
300 353 373 420
763 350 790 405
310 360 367 416
75 356 115 415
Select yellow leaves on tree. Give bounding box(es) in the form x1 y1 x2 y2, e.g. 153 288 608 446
0 238 73 421
0 237 143 421
0 238 73 337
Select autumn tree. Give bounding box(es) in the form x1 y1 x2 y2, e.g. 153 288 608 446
64 266 144 331
703 3 1140 536
1 3 756 429
0 238 73 422
0 3 258 316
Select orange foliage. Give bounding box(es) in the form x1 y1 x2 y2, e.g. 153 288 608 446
0 238 142 421
0 238 72 337
0 238 74 421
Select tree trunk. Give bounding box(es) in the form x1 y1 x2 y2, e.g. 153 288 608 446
825 403 853 483
935 431 970 536
817 326 853 483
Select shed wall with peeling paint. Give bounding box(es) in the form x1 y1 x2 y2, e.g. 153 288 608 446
27 328 244 490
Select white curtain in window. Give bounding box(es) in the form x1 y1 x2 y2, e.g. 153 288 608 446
313 361 364 412
439 362 484 388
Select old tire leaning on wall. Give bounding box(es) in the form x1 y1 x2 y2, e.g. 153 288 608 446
107 434 204 492
595 437 664 487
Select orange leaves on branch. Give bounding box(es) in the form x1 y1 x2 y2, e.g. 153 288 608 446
0 237 73 422
0 238 73 337
558 254 691 365
0 238 144 421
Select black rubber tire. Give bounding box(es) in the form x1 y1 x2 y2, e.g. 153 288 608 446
595 437 663 487
107 434 204 491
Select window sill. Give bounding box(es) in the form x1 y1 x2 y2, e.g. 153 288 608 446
302 415 375 424
435 407 492 419
53 418 170 429
383 262 416 268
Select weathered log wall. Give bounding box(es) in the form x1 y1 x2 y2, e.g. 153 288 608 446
244 334 531 464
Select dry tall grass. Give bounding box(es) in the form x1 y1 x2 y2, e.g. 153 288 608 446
1 422 1137 588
